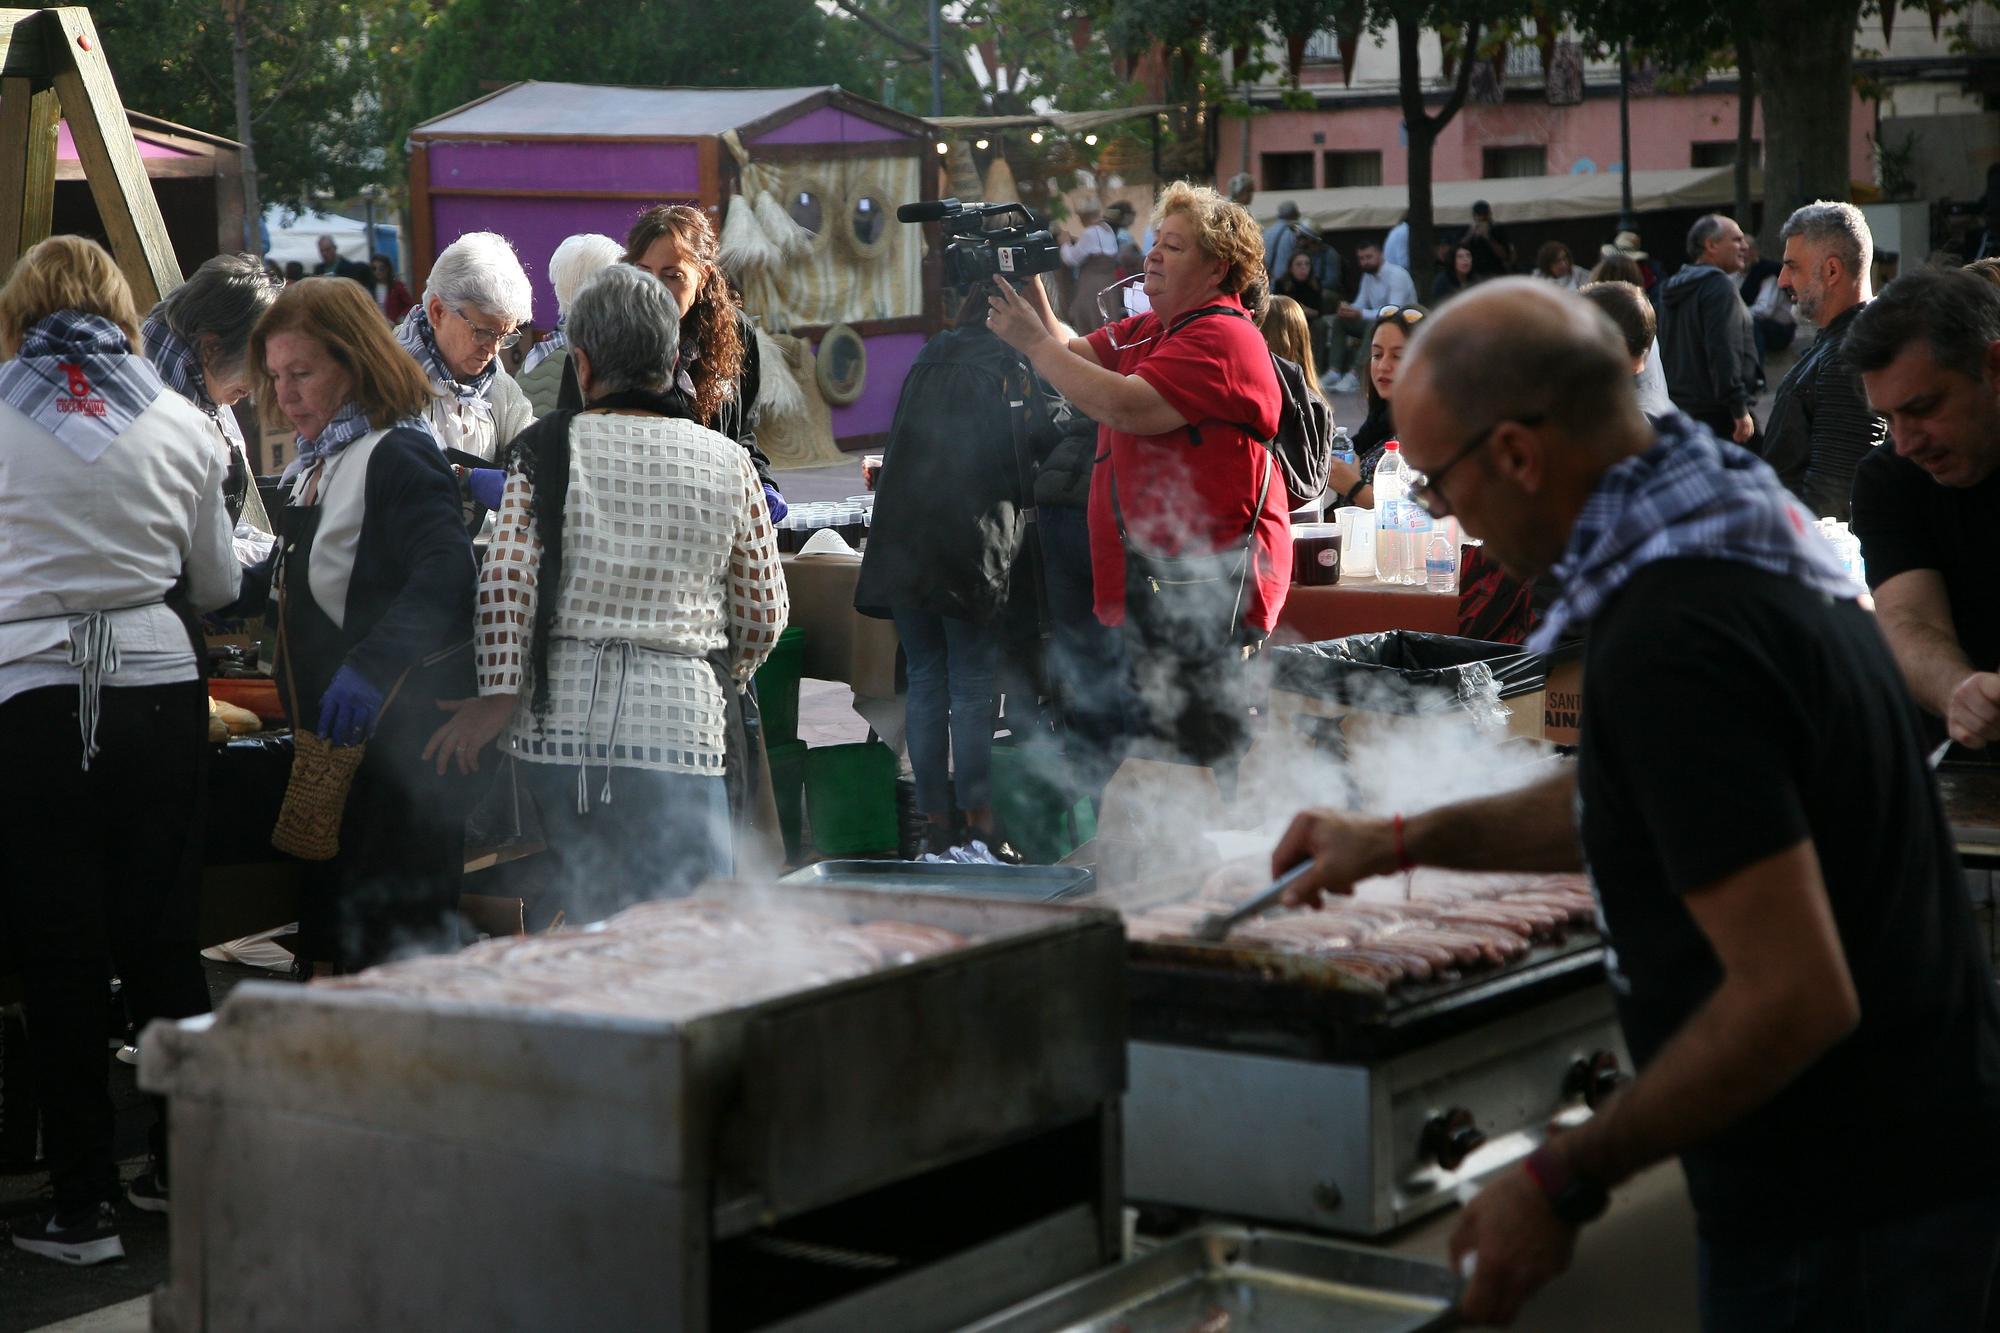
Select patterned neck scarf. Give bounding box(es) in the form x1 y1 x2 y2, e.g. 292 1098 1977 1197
0 312 166 462
286 401 374 481
1527 413 1858 654
141 311 245 452
395 303 496 411
520 323 566 375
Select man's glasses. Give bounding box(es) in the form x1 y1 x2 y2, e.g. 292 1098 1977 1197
1097 273 1152 349
1410 414 1544 518
450 304 521 350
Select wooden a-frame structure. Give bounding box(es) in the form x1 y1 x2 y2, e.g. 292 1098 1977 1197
1 6 179 304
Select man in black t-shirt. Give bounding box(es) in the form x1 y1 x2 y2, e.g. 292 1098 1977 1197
1847 269 2000 749
1272 278 2000 1330
1458 199 1513 279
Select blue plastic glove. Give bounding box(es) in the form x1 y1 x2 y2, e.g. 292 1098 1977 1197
762 483 788 523
468 467 507 512
317 665 384 746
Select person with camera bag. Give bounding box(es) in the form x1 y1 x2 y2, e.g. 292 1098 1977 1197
987 181 1287 771
856 277 1059 861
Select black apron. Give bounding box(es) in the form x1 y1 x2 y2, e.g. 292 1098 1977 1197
274 461 469 971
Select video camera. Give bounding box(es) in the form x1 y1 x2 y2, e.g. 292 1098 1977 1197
895 197 1062 289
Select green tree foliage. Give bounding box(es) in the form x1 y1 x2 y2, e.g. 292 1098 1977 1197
400 0 879 132
89 0 407 213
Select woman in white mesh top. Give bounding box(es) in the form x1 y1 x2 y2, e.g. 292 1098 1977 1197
424 265 787 919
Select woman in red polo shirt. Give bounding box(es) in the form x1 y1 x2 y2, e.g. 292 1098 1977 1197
988 180 1285 768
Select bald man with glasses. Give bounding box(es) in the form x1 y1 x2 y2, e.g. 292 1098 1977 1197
1273 278 2000 1331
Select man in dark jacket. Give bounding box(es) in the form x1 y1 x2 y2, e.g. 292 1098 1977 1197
1659 214 1759 447
1764 201 1888 519
311 234 374 288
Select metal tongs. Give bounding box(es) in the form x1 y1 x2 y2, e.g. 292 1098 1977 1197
1192 861 1318 943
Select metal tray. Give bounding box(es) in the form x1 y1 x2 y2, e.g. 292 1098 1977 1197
1938 762 2000 861
961 1225 1457 1332
785 859 1096 902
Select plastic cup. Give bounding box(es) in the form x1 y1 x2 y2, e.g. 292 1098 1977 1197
1335 506 1375 579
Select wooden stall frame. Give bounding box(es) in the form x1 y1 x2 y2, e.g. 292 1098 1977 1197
0 7 180 302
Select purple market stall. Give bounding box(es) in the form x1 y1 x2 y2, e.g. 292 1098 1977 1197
406 82 941 456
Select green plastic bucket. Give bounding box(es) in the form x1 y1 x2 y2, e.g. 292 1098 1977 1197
804 741 900 856
989 742 1097 865
754 626 806 746
766 738 807 864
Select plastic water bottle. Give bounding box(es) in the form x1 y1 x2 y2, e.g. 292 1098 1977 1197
1331 426 1357 469
1372 443 1408 582
1425 533 1456 592
1398 458 1435 587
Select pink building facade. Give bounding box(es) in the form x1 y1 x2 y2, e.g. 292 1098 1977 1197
1216 91 1874 194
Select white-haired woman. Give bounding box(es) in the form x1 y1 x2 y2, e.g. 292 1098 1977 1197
395 231 536 514
424 265 787 921
143 252 283 564
517 232 623 416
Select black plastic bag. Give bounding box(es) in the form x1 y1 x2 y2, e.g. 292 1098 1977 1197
1269 631 1545 718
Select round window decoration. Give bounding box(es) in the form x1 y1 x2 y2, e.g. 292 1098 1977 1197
816 324 868 406
787 190 823 236
841 191 893 261
853 196 886 246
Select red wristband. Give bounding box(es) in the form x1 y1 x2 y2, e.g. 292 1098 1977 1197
1392 812 1415 872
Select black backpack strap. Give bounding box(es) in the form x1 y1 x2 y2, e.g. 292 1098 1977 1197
1163 304 1279 448
1165 304 1253 338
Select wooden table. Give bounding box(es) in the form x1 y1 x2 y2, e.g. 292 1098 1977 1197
1275 575 1460 643
779 552 904 745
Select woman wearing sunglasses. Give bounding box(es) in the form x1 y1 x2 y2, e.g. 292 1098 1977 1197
986 181 1287 769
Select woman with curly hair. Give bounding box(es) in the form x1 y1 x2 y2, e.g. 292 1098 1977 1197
986 180 1287 770
558 204 786 520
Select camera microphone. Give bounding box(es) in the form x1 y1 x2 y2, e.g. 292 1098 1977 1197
895 198 962 223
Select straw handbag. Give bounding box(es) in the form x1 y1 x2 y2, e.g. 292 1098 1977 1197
269 596 414 862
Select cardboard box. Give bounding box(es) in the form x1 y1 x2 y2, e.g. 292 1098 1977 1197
1542 655 1585 747
1094 757 1230 891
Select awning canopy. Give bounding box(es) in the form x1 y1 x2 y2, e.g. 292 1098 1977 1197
926 104 1175 136
1258 165 1762 231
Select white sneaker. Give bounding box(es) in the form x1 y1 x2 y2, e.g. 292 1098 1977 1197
10 1202 125 1266
1331 372 1361 395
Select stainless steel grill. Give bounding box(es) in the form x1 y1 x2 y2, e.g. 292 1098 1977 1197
141 886 1129 1332
1119 880 1626 1237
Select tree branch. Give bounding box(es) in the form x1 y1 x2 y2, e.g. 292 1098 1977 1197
1427 16 1482 131
824 0 983 91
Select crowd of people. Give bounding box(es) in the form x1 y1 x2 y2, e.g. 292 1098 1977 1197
10 164 2000 1327
863 182 2000 1327
0 205 788 1266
